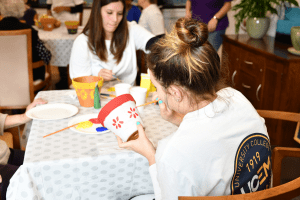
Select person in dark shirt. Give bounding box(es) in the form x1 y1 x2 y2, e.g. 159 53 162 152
20 0 38 26
126 0 141 23
186 0 232 51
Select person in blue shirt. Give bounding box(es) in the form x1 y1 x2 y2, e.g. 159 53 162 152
126 0 141 23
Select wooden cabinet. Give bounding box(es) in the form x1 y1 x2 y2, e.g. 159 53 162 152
223 35 300 147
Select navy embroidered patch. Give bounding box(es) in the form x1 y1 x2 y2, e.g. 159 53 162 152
231 133 272 194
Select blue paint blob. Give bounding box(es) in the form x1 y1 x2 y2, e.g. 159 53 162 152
96 127 108 132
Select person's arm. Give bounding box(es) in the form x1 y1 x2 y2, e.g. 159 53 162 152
3 98 47 130
116 123 156 165
69 34 93 80
207 1 231 32
185 0 192 19
149 164 162 200
130 22 155 52
117 123 160 198
214 1 231 21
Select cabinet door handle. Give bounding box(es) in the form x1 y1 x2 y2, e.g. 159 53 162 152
242 83 251 89
244 61 253 65
256 84 261 101
232 70 237 86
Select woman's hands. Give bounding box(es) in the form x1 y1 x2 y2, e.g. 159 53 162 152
152 93 183 127
24 98 48 122
26 98 47 112
98 69 114 82
4 98 48 130
116 122 156 166
208 18 218 32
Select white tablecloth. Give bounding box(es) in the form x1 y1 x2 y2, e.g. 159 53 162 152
7 89 177 200
36 25 83 67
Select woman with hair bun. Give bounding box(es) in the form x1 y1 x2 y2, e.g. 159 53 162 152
117 18 271 199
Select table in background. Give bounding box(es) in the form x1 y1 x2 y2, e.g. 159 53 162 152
7 89 177 200
35 25 83 67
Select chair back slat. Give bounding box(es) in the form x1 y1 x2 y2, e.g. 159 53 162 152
0 29 34 109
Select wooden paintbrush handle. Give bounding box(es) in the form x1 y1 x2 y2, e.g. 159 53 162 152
43 123 79 138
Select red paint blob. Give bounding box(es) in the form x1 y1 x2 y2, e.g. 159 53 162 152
89 118 101 124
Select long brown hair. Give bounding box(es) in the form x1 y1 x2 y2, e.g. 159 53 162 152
83 0 129 64
147 18 228 103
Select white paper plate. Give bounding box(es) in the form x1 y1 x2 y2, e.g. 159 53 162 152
68 114 110 135
26 103 78 120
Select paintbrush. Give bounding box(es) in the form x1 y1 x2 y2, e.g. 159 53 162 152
100 93 116 98
135 100 159 108
43 123 79 138
113 75 121 82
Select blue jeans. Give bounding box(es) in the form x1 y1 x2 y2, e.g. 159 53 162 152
208 29 226 52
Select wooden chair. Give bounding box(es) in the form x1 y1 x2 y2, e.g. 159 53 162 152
0 29 34 110
0 29 52 110
0 132 14 149
79 11 83 26
32 60 52 92
256 110 300 146
179 110 300 200
0 29 52 148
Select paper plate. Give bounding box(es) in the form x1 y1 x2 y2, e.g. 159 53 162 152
26 103 78 120
68 113 111 135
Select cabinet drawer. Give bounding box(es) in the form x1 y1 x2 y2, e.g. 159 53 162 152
237 70 262 108
240 51 265 75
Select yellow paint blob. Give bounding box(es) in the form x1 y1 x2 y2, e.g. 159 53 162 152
106 87 115 92
76 121 93 129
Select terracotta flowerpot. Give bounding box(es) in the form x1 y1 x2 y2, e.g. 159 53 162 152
65 21 79 34
40 18 56 31
72 76 103 107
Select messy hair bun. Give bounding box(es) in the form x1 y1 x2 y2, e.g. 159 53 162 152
147 17 228 103
175 18 208 48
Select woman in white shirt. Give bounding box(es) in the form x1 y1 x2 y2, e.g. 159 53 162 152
117 18 272 199
138 0 165 36
69 0 154 85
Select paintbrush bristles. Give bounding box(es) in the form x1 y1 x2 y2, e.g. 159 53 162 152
135 100 158 108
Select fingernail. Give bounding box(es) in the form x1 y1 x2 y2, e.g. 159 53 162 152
136 122 140 125
155 97 158 100
158 100 163 104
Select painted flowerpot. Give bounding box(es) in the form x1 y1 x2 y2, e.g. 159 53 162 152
40 17 56 31
72 76 103 107
246 17 270 39
98 94 144 142
65 21 79 34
